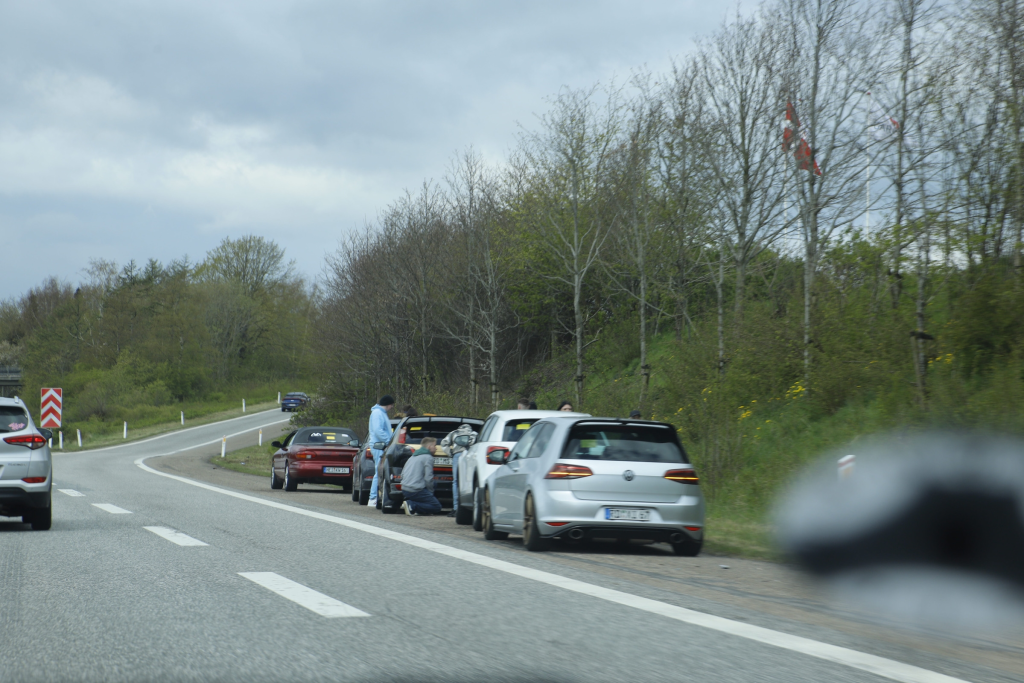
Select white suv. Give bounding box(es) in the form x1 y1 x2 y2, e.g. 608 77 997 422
0 396 53 530
457 409 588 528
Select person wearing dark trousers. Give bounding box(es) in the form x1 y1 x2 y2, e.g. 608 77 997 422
401 437 442 516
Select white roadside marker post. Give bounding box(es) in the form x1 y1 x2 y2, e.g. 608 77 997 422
48 438 52 448
221 436 226 458
838 454 855 480
259 429 263 446
123 421 127 439
243 399 246 413
181 411 184 426
77 429 82 448
277 391 281 404
59 431 63 449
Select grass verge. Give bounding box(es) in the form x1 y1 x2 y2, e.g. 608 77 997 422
216 443 277 478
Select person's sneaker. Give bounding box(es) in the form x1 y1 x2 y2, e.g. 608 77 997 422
368 498 377 508
401 501 412 516
446 510 457 517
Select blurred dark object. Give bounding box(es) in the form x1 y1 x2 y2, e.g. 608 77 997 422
776 433 1024 626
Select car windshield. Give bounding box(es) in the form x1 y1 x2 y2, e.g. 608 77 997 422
402 421 478 445
501 418 539 442
561 424 687 463
0 407 29 433
293 427 357 445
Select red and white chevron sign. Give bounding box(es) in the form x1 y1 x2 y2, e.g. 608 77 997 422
40 387 62 428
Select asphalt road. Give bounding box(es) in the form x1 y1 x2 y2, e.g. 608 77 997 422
2 409 1022 683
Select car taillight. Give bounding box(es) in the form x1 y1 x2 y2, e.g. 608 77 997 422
665 468 699 484
545 463 593 479
22 476 47 483
545 522 569 527
4 435 47 450
295 451 315 460
365 450 373 460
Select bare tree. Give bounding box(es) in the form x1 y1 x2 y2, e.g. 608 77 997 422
519 86 623 408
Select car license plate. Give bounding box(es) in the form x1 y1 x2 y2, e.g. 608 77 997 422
605 508 651 521
323 467 350 474
433 457 452 466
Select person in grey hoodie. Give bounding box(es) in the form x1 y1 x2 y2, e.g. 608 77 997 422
401 437 442 516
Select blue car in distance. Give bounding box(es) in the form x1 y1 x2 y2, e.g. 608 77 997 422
281 392 309 412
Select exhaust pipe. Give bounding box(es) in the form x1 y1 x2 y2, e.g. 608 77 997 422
567 528 585 540
669 532 685 544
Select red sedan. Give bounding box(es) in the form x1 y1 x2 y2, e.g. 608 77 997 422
270 427 360 492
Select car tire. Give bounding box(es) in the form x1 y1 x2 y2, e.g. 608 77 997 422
671 536 703 557
455 496 473 525
472 484 484 531
482 488 508 541
26 500 52 531
358 487 369 505
522 494 549 551
351 481 360 501
284 466 298 492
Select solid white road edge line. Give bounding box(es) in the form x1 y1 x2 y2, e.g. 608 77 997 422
71 408 288 453
136 456 967 683
92 503 131 514
238 572 370 618
144 526 209 547
58 489 85 497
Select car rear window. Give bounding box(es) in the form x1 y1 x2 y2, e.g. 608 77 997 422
293 427 357 445
403 421 479 444
561 424 687 463
0 407 29 433
502 418 539 442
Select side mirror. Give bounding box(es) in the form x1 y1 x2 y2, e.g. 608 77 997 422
271 440 283 448
350 438 360 447
373 442 386 450
454 434 472 447
486 447 510 465
39 428 52 440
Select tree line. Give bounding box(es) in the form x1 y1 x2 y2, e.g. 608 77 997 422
314 0 1024 443
0 236 309 426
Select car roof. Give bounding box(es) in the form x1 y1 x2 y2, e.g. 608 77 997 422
0 396 27 407
486 410 590 420
400 415 484 424
539 416 675 429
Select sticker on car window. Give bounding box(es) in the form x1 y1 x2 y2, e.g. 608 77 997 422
410 426 421 431
9 422 25 430
516 424 532 430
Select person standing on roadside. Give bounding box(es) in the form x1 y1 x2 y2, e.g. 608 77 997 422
440 423 477 518
401 437 443 516
367 395 395 507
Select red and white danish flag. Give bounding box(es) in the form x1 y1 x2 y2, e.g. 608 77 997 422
40 388 62 428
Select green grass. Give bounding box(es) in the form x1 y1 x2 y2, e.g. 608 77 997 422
60 401 282 451
215 442 279 477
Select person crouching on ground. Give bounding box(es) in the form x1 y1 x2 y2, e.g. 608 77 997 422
401 437 443 516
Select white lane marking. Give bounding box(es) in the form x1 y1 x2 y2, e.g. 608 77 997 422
73 409 289 453
92 503 132 514
144 526 208 546
239 572 369 618
138 457 966 683
58 489 85 497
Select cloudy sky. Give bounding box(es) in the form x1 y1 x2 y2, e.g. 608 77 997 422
0 0 752 300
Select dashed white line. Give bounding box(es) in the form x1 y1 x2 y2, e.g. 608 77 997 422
92 503 131 514
144 526 208 546
58 489 85 497
238 572 370 618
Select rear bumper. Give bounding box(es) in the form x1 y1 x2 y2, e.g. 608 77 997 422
0 485 51 513
291 461 353 484
535 490 704 539
548 524 701 543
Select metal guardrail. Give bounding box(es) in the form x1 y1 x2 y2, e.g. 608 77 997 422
0 366 23 384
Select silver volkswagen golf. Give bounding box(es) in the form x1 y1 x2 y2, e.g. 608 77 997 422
0 396 53 530
480 416 704 555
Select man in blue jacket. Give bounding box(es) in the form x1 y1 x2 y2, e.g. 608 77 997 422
367 395 395 508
